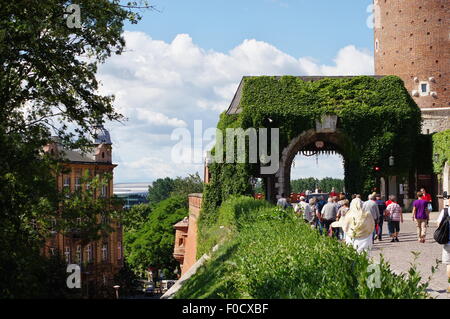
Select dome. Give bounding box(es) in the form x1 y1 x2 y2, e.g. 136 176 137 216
92 125 112 145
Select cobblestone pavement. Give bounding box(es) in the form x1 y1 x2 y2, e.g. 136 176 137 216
368 212 449 299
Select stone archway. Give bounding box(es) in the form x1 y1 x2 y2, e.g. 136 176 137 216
273 123 356 199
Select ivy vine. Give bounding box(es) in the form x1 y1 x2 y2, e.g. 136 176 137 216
432 129 450 174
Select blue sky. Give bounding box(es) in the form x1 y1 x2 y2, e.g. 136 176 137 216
125 0 374 65
102 0 376 184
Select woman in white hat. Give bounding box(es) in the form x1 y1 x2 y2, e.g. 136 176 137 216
332 197 375 253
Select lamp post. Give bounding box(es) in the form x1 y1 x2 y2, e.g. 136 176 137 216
113 285 120 299
389 155 395 167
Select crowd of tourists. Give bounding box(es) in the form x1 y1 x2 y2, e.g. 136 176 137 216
277 187 450 292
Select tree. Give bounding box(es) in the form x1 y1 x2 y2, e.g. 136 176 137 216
124 196 188 278
0 0 152 298
147 173 204 207
147 177 176 206
121 203 152 231
171 172 204 196
113 261 142 298
290 177 344 193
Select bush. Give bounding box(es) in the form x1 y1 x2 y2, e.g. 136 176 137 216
176 197 430 299
197 196 272 257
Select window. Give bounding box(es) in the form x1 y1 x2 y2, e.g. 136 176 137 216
117 243 122 260
101 243 108 262
63 175 71 189
101 215 109 225
76 245 82 265
64 247 71 264
75 176 81 190
50 218 57 235
101 184 108 197
419 82 430 96
375 39 380 52
86 244 93 263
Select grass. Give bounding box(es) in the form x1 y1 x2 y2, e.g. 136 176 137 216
176 196 430 299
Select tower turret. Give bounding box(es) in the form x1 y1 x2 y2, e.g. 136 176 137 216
374 0 450 133
92 125 112 163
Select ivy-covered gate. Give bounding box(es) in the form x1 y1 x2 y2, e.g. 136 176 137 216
202 75 422 216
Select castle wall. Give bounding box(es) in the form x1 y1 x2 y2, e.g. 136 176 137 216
374 0 450 133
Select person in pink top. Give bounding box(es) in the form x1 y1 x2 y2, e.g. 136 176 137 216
385 196 403 242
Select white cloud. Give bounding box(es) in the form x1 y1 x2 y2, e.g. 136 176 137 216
97 31 374 183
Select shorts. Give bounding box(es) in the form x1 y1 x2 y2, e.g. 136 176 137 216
388 220 400 234
443 244 450 265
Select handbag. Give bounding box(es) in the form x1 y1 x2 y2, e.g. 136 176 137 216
427 202 433 212
433 208 449 245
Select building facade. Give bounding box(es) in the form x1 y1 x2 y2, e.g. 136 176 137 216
114 183 150 210
374 0 450 209
374 0 450 134
173 194 202 276
43 125 123 298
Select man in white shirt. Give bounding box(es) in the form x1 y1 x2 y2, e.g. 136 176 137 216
436 206 450 293
294 196 308 218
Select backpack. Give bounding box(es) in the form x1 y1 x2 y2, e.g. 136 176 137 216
433 208 449 245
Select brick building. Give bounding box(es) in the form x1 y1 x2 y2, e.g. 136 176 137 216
374 0 450 134
173 194 202 276
43 125 123 298
374 0 450 209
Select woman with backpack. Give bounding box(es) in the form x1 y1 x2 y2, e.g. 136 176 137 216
435 205 450 293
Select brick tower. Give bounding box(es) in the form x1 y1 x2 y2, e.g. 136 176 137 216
374 0 450 134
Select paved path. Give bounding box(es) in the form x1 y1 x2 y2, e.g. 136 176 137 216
368 212 449 299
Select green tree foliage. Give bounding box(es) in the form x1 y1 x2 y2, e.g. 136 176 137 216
148 173 204 207
0 0 152 298
172 172 204 196
122 203 152 231
291 177 318 193
291 177 344 193
124 196 188 278
113 261 142 298
318 177 345 193
147 177 176 206
432 129 450 174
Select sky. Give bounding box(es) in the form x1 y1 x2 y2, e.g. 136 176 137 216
99 0 376 183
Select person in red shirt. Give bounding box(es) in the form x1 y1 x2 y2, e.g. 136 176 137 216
420 188 432 202
329 187 338 198
385 194 394 207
